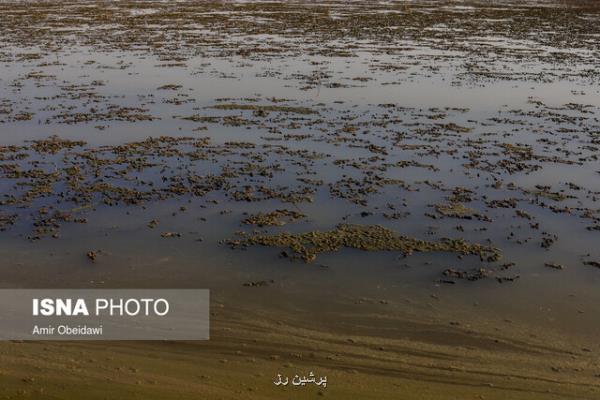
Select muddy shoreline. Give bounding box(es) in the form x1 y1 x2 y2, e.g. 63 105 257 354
2 303 599 399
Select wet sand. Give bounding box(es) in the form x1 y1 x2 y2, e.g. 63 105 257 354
1 303 599 399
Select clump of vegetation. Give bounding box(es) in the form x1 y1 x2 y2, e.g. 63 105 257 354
209 104 316 115
0 213 17 231
544 262 564 270
228 224 501 263
524 185 573 202
86 250 98 262
29 135 86 154
433 202 489 221
157 84 182 90
242 209 305 227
